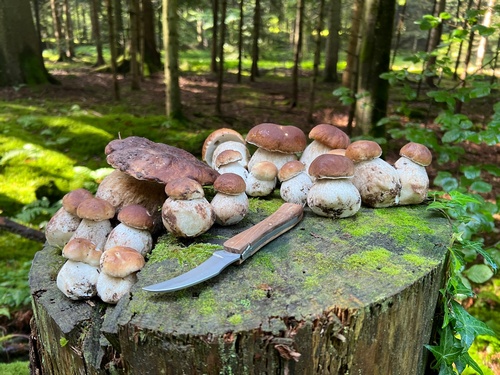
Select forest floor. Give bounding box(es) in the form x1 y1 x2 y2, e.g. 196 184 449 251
0 63 499 370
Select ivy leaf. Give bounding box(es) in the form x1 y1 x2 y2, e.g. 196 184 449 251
475 247 499 273
457 351 485 375
464 264 494 284
425 325 463 367
451 300 496 349
449 274 474 297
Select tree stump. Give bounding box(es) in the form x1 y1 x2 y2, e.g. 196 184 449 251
30 198 451 375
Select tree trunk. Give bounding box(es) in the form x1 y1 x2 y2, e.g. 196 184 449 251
0 0 54 86
308 0 326 123
354 0 396 137
211 0 219 73
129 0 141 90
475 0 493 69
29 202 452 374
390 0 407 69
90 0 105 66
215 0 227 115
341 0 363 88
323 0 341 83
63 0 75 58
291 0 305 109
81 0 89 42
163 0 182 118
250 0 261 82
50 0 66 61
114 0 125 56
237 0 244 83
106 0 120 101
424 0 446 88
142 0 162 74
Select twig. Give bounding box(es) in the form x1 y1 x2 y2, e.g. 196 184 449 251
0 216 45 243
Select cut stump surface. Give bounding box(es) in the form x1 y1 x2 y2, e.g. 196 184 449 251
30 197 451 375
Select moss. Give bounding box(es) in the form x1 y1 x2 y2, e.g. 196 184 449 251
403 253 437 268
248 193 283 215
194 289 218 316
227 314 243 325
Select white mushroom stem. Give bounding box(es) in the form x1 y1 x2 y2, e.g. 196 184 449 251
307 179 361 218
394 157 429 205
211 192 249 226
162 198 215 238
280 172 313 205
104 223 153 256
96 272 137 304
245 174 276 197
248 148 297 171
45 207 81 248
56 260 100 300
212 141 250 168
216 162 249 181
72 219 113 251
299 141 334 172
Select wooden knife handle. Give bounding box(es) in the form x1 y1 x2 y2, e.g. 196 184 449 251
223 203 304 263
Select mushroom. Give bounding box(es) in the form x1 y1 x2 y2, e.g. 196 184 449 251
44 188 93 248
211 173 249 226
246 123 307 171
345 140 401 208
56 260 100 300
202 128 249 168
97 246 145 304
213 149 249 181
104 204 154 256
161 178 216 237
62 237 102 267
245 161 278 197
299 124 351 171
394 142 432 205
71 197 115 250
278 160 313 205
306 154 361 218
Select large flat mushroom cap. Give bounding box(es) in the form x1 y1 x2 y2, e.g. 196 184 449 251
105 136 219 186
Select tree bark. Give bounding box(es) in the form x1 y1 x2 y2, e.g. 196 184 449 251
291 0 305 109
114 0 125 55
475 0 492 69
341 0 362 87
50 0 66 61
30 203 452 374
163 0 182 118
142 0 162 74
323 0 341 83
424 0 446 88
62 0 75 58
391 0 407 69
89 0 105 66
129 0 141 90
210 0 219 73
308 0 326 123
0 216 45 243
0 0 54 86
250 0 261 82
215 0 227 115
106 0 120 101
237 0 244 83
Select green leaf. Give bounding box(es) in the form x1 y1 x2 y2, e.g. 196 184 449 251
469 180 492 193
425 325 463 367
434 172 459 192
442 129 462 143
464 264 494 283
461 165 481 180
451 300 496 349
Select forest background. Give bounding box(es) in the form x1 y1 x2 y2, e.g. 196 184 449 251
0 0 499 374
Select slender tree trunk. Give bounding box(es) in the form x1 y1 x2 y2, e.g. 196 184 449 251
211 0 219 73
475 0 494 69
237 0 244 83
90 0 105 66
63 0 75 58
323 0 341 83
129 0 141 89
163 0 182 118
215 0 227 115
391 0 407 69
106 0 120 100
142 0 162 74
490 36 500 84
424 0 446 87
291 0 305 109
342 0 362 87
74 0 82 42
114 0 125 55
33 0 44 53
308 0 326 123
81 1 88 42
50 0 66 61
354 0 396 137
250 0 261 82
196 11 205 48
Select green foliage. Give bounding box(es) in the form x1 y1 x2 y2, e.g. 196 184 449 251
0 261 32 318
0 361 29 375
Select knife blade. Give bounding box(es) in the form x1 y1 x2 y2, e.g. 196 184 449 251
142 202 304 292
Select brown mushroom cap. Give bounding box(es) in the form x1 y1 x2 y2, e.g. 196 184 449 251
214 149 243 168
202 128 246 165
278 160 306 182
250 161 279 181
76 197 116 221
309 124 351 149
327 148 346 156
246 123 307 154
105 136 219 186
213 173 246 195
62 188 94 215
345 140 382 163
165 178 205 200
62 237 101 266
100 246 145 278
308 154 355 179
117 204 154 231
400 142 432 166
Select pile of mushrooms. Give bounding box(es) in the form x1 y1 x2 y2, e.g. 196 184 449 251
46 126 433 304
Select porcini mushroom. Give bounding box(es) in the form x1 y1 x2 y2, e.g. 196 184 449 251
394 142 432 205
307 154 361 218
162 178 216 237
62 237 102 267
213 149 249 181
104 204 154 256
245 161 278 197
56 260 100 300
202 128 249 168
211 173 249 226
278 160 312 205
246 123 307 171
345 140 401 208
299 124 351 171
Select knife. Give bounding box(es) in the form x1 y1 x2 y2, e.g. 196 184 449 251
142 202 304 293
